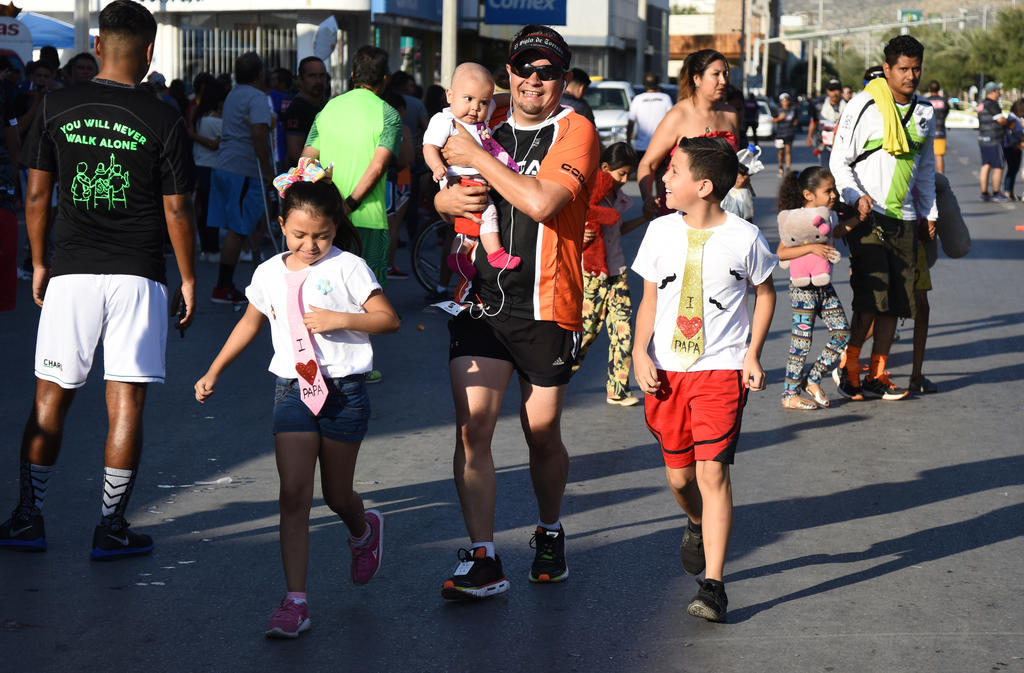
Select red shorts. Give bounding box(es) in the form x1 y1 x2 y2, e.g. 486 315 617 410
453 177 485 237
644 369 748 468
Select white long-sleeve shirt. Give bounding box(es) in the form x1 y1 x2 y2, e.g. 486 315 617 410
830 90 938 222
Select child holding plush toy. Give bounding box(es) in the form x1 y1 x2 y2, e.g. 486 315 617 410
776 166 863 409
574 142 648 406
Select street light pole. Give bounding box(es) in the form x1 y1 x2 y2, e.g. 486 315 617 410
74 0 90 55
441 0 458 87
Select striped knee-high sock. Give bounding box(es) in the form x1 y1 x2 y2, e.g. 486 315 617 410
101 467 137 523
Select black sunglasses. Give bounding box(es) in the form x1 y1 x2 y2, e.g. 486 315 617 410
509 62 564 81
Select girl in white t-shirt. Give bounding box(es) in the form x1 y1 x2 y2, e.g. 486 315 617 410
195 175 400 639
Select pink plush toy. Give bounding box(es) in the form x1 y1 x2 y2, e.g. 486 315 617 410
777 206 840 287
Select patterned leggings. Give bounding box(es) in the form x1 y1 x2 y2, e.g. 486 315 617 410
574 273 634 399
784 283 850 396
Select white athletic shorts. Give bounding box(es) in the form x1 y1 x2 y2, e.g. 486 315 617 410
34 274 169 389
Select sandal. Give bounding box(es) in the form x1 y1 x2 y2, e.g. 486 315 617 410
781 394 817 410
804 383 830 407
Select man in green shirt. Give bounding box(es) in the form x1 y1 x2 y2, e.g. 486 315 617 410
302 46 401 288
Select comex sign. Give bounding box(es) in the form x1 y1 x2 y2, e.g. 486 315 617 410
485 0 566 26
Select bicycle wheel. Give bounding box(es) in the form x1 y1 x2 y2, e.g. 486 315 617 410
412 218 454 292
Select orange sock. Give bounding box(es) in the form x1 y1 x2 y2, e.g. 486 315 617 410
844 345 862 384
868 354 887 381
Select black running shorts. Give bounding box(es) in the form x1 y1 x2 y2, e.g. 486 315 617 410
448 310 581 387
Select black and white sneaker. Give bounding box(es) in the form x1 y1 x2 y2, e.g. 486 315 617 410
90 516 153 561
833 366 864 401
0 506 47 552
861 375 909 401
441 547 510 600
529 525 569 583
680 520 705 575
687 578 728 622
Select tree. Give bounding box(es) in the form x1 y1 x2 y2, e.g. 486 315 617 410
979 8 1024 88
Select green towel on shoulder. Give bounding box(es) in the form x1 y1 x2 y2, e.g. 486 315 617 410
865 77 910 156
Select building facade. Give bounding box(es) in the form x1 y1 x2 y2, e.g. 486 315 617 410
27 0 669 89
667 0 785 93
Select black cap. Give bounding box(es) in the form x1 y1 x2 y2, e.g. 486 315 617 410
826 78 841 91
509 25 571 70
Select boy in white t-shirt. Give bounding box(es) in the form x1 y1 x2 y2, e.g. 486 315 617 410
632 136 777 623
423 62 521 276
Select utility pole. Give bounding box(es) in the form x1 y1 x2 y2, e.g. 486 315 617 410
761 0 769 95
441 0 458 87
74 0 89 54
807 40 813 97
815 0 823 97
741 0 748 94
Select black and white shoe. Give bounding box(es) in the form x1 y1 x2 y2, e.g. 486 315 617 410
441 547 510 600
0 506 47 552
860 376 909 401
90 516 153 561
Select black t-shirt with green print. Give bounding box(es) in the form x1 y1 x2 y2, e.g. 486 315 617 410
24 79 195 284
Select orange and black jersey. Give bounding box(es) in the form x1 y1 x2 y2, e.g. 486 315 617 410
471 107 599 331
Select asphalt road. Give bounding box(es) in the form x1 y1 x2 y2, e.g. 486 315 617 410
1 128 1022 673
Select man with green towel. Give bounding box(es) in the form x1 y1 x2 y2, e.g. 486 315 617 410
829 35 937 402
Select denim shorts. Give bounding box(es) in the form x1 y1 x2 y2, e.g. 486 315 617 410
272 375 370 443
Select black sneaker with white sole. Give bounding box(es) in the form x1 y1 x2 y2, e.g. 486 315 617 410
441 547 510 600
687 578 728 622
0 506 47 552
860 376 909 401
832 366 864 400
90 516 153 561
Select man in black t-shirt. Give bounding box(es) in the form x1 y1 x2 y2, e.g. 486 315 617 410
282 56 326 167
977 81 1010 201
0 0 196 561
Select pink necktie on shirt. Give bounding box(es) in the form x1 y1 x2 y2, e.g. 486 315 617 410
285 268 328 415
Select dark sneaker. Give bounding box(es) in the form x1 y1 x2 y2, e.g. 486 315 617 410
441 547 510 600
90 517 153 561
210 286 248 305
529 525 569 583
680 520 705 575
0 507 46 552
861 375 909 401
833 366 864 401
980 193 991 202
687 578 728 622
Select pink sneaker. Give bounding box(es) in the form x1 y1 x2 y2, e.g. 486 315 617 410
265 599 310 638
349 509 383 584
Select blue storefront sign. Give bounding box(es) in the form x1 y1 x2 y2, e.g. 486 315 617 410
371 0 442 23
484 0 566 26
